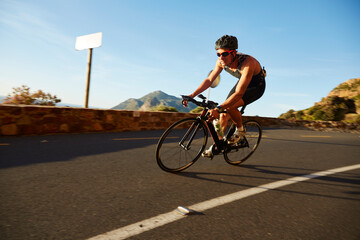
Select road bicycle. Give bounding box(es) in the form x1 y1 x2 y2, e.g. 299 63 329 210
155 94 262 172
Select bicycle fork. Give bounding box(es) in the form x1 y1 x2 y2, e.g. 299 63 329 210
179 121 202 151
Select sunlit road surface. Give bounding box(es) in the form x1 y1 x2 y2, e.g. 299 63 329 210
1 128 359 240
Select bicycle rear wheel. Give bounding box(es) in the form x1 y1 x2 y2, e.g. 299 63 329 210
156 118 208 172
224 120 262 165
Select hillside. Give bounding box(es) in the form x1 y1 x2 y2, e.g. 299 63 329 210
279 78 360 123
112 90 197 112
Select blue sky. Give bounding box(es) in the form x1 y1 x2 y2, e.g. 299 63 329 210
0 0 359 117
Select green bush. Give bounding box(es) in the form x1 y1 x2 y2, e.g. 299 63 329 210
295 110 304 120
190 106 204 113
355 115 360 124
150 105 178 112
302 97 356 121
279 109 295 119
307 106 320 115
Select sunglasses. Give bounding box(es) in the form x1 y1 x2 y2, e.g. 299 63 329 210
217 51 234 57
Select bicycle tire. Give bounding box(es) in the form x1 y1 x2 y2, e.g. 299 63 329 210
156 118 208 172
224 120 262 165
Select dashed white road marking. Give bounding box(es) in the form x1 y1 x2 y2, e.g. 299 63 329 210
87 164 360 240
300 135 331 138
112 137 178 141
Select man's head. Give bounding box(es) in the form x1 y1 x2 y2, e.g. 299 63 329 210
215 35 238 50
215 35 238 66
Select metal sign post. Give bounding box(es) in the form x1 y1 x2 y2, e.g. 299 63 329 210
75 32 102 108
84 48 93 108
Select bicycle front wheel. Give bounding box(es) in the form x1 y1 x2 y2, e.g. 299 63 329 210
224 120 262 165
156 118 208 172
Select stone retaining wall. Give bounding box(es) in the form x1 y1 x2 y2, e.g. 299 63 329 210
0 104 359 136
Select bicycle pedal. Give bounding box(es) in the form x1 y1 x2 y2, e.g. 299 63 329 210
202 145 217 159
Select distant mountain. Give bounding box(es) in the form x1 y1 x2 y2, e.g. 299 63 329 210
112 90 197 112
56 103 85 108
280 78 360 122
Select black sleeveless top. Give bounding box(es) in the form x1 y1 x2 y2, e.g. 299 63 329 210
224 53 265 88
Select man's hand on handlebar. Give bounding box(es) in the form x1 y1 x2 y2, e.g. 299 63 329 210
182 95 194 108
208 109 220 121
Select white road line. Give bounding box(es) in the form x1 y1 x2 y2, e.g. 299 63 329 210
87 164 360 240
300 135 331 138
112 137 177 141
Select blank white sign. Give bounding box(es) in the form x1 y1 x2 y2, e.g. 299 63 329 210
75 32 102 50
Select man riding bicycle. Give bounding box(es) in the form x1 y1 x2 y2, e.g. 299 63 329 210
184 35 266 157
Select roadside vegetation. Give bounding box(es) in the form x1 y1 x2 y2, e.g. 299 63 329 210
279 78 360 124
150 105 178 112
2 85 61 106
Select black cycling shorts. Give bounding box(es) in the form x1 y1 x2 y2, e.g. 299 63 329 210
227 73 266 106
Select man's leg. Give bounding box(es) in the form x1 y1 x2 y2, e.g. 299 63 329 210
226 100 246 144
226 97 245 130
219 113 230 136
226 108 243 130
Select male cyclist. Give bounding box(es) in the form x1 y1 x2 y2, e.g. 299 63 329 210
184 35 266 157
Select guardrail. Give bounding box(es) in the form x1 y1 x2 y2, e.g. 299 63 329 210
0 105 358 136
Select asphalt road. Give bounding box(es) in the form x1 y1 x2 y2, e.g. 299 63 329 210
0 128 359 240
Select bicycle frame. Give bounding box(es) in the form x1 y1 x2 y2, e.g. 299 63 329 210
194 107 238 155
180 94 249 155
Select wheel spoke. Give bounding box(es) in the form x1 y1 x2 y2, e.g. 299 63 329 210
224 120 262 165
156 118 207 172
